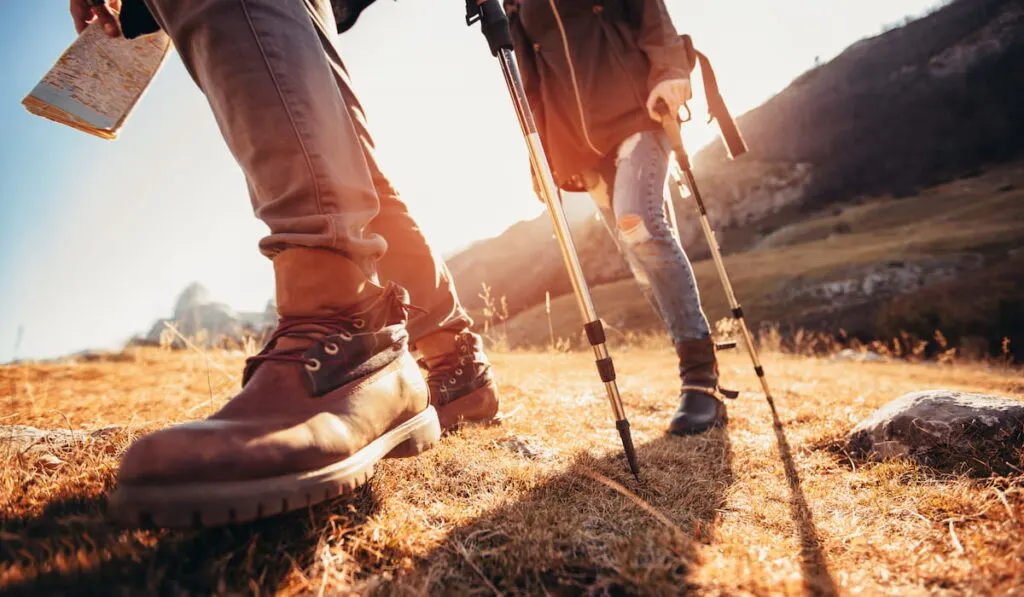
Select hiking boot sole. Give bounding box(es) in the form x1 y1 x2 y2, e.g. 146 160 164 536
436 382 500 431
107 405 441 529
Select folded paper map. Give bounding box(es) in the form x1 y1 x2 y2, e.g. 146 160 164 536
22 21 171 140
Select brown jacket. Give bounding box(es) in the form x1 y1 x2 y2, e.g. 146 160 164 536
509 0 690 188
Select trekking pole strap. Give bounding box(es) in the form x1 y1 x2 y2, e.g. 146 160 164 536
676 35 748 159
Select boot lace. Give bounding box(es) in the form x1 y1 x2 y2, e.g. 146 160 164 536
246 314 367 372
246 292 426 373
418 338 474 385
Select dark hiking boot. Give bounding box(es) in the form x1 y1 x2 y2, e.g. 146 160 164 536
668 336 731 435
108 248 441 528
415 331 499 431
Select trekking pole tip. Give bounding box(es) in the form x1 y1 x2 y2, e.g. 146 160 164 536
616 419 641 479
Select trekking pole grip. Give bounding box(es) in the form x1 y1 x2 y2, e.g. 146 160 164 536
655 101 691 171
466 0 514 56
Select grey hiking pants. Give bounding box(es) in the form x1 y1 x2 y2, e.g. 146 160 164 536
141 0 471 342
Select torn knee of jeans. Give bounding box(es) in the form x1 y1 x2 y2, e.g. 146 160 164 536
616 132 643 162
617 213 655 245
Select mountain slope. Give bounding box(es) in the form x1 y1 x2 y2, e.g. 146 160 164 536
446 0 1024 321
727 0 1024 202
497 163 1024 359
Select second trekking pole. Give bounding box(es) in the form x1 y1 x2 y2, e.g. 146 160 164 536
465 0 639 478
658 108 775 404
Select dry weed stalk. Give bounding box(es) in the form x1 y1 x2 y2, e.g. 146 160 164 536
478 283 510 352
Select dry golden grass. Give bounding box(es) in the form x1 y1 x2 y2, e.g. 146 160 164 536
2 345 1022 596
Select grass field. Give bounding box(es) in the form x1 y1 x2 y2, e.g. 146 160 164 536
2 344 1022 595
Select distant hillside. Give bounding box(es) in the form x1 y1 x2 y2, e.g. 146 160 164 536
497 163 1024 359
446 0 1024 321
444 192 603 314
725 0 1024 203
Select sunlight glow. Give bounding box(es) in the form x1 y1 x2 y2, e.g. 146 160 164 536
0 0 946 360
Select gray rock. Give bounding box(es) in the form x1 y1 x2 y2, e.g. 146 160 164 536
90 424 125 439
847 390 1024 474
494 436 555 461
35 453 65 472
830 349 889 363
0 425 124 456
1 425 92 454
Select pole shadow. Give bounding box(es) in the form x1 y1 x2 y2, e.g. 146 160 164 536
389 429 735 595
765 397 840 597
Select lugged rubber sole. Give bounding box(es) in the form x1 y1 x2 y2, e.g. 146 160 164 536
436 382 500 431
107 406 441 529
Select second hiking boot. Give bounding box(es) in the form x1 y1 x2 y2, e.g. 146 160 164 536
415 331 499 430
108 248 441 528
668 336 727 435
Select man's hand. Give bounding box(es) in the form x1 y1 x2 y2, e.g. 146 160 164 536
71 0 122 37
645 77 692 122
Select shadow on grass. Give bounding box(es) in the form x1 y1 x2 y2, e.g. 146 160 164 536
766 396 839 597
0 484 379 596
399 399 840 595
2 405 837 595
387 430 736 595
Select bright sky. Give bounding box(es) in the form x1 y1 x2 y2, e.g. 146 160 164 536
0 0 943 362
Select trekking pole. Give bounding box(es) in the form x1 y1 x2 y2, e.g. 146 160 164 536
466 0 639 479
664 186 683 246
657 104 775 404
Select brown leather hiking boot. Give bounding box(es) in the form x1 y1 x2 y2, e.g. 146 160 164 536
668 336 728 435
415 331 499 431
108 249 441 528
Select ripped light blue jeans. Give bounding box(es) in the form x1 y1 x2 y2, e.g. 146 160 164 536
583 130 711 344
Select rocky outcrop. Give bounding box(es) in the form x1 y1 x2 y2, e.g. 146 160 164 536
142 283 274 348
927 1 1023 78
774 254 984 308
847 390 1024 474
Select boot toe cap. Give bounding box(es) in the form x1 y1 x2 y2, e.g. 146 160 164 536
668 391 726 436
117 416 358 486
117 421 244 485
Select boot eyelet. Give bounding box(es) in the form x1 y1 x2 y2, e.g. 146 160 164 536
448 378 456 385
324 343 339 355
352 318 366 330
305 358 321 372
455 368 463 375
337 331 353 342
